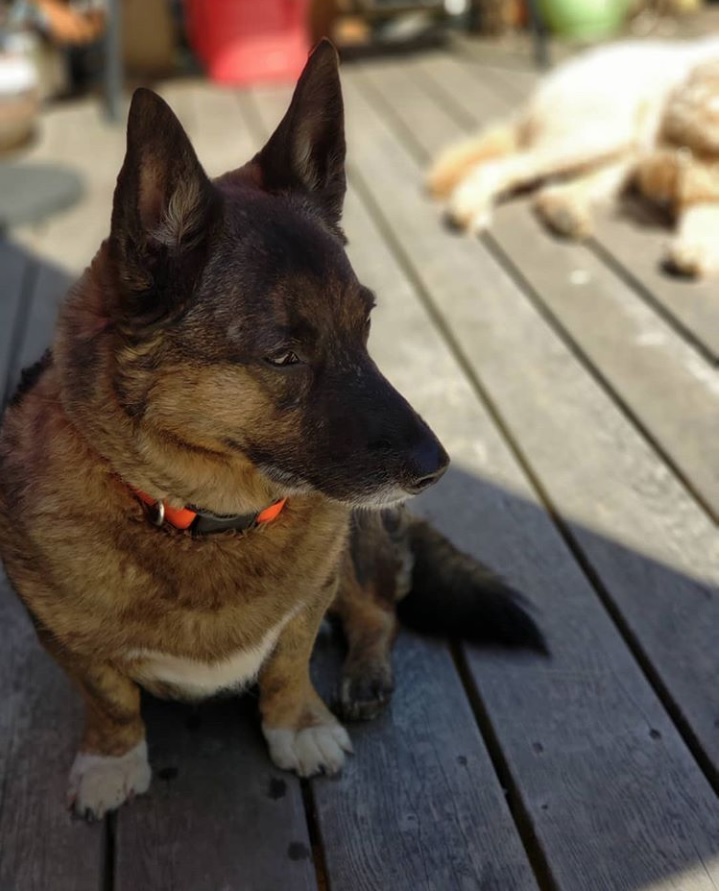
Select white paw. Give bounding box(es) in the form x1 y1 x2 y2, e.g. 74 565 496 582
263 723 353 778
665 236 719 278
447 171 497 231
67 740 151 820
534 191 591 239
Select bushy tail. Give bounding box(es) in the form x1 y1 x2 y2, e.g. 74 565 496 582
396 518 547 654
426 121 520 199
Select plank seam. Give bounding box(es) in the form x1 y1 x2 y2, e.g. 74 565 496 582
345 156 719 794
234 89 334 889
301 780 331 891
586 237 719 367
103 812 116 891
449 643 556 891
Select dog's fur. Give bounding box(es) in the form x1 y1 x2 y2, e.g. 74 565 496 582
428 38 719 278
0 41 544 821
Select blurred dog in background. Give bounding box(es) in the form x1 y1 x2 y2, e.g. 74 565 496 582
428 38 719 278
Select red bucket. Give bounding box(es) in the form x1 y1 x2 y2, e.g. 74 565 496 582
186 0 311 86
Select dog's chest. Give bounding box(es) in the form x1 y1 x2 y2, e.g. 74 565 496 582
125 608 297 699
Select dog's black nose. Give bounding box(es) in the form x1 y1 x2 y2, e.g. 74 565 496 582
405 437 450 493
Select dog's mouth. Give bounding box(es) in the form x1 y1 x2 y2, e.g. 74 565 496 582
342 486 416 511
246 399 450 508
258 451 449 510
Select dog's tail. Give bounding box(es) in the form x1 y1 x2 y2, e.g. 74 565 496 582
396 517 547 653
426 120 520 199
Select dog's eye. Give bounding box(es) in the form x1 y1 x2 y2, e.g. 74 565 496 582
265 351 300 367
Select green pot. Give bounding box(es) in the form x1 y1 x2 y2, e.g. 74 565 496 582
538 0 630 39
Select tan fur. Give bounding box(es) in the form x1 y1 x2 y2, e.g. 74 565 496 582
426 122 520 199
0 345 353 810
428 39 719 278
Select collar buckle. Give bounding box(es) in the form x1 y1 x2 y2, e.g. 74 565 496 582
150 501 166 527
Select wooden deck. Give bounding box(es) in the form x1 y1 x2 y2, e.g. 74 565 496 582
0 46 718 891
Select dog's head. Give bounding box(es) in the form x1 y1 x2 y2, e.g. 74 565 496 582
77 41 448 509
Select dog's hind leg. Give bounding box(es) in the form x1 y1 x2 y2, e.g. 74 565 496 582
446 129 631 233
534 159 634 239
329 549 399 722
426 120 521 199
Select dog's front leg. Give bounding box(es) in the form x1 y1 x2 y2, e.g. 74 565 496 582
63 658 150 820
259 595 353 778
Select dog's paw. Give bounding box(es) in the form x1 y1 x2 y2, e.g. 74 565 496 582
665 235 719 278
67 740 151 820
337 670 394 722
447 175 496 233
263 723 353 778
534 188 592 240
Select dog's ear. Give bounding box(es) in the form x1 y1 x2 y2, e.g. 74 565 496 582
252 40 346 236
110 88 218 304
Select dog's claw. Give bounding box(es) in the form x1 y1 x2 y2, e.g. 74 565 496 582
337 672 394 722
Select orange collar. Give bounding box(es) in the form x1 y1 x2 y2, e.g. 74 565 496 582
133 488 287 534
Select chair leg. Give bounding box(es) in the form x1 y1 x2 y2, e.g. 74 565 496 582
103 0 123 122
525 0 549 69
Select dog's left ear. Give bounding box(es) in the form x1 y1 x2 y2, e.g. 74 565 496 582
252 40 346 236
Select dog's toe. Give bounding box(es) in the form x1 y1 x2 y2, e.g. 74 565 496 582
535 192 591 239
337 672 394 722
664 237 718 278
447 177 495 232
67 740 151 820
263 723 353 778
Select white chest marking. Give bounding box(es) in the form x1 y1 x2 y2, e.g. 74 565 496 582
126 610 296 699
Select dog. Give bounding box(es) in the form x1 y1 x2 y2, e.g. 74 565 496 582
0 40 545 821
427 38 719 278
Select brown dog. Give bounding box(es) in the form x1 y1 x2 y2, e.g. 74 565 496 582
0 41 544 820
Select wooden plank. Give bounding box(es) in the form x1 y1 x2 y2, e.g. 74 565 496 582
250 79 717 891
451 51 720 360
247 84 541 891
311 631 539 891
490 203 718 516
339 138 718 891
0 161 104 891
0 240 31 404
113 82 319 891
115 697 318 891
9 98 127 275
340 62 719 782
0 570 106 891
187 82 260 177
394 55 718 516
592 213 719 362
0 106 110 891
6 261 72 398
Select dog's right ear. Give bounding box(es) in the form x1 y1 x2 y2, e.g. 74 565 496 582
110 88 218 301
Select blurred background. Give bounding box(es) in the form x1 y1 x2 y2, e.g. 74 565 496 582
0 0 718 153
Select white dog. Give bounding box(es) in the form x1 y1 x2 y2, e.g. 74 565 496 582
428 38 719 277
